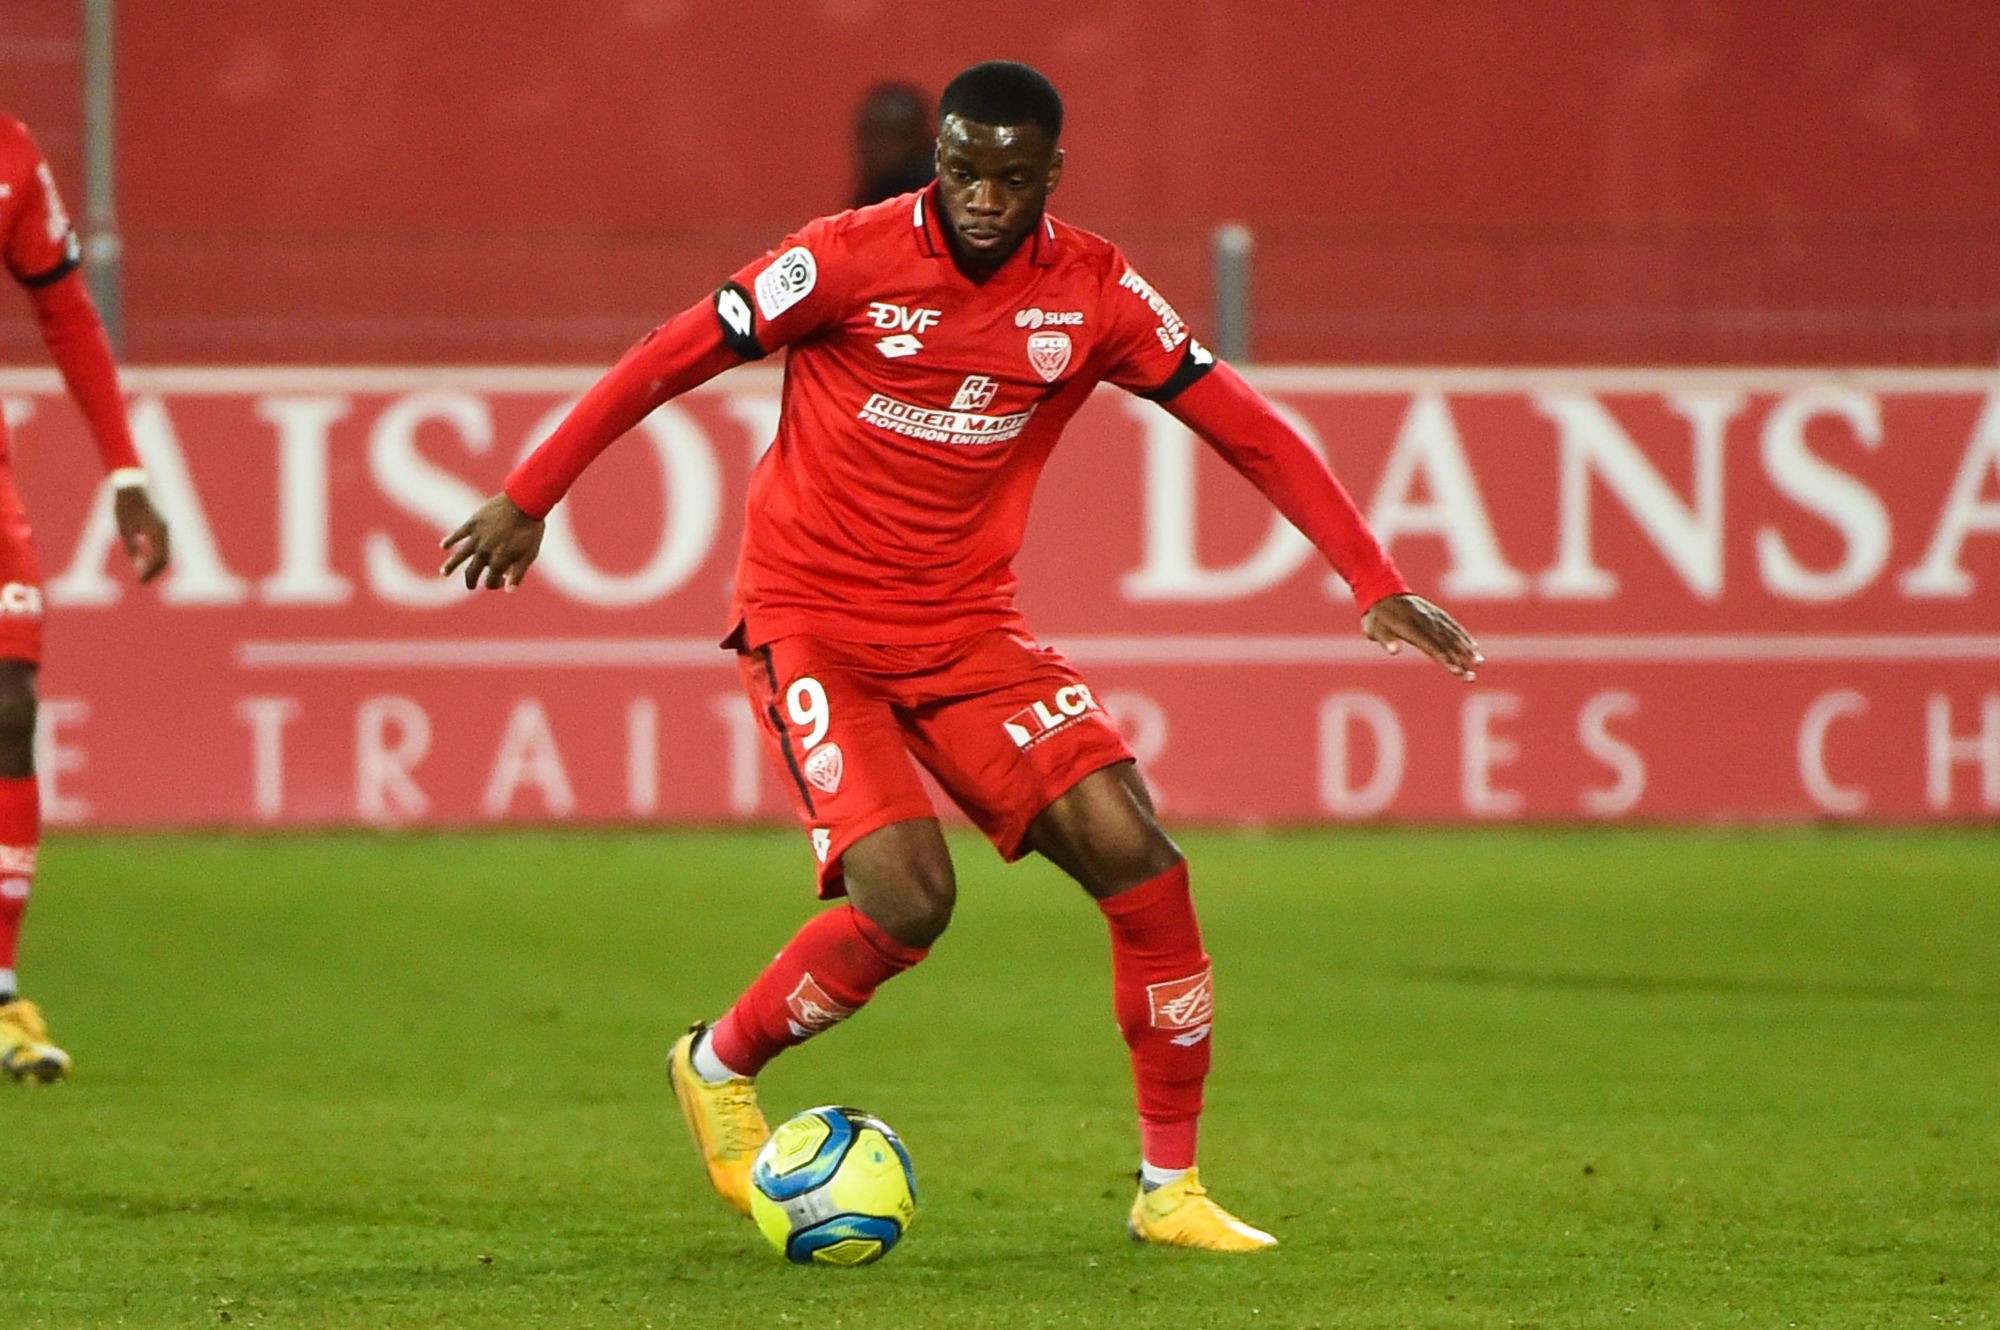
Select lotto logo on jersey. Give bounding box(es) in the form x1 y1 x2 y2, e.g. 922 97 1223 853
1147 968 1214 1047
754 246 818 321
0 583 44 617
1002 684 1097 748
785 973 855 1037
869 302 942 359
951 376 999 411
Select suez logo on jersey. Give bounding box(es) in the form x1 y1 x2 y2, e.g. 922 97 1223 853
1002 684 1100 749
867 302 942 360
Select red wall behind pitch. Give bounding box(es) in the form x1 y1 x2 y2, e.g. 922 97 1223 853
6 1 1996 364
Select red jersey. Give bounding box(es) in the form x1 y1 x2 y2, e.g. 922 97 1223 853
0 114 139 474
507 185 1407 645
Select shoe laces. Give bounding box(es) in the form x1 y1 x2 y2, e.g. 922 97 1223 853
709 1078 766 1157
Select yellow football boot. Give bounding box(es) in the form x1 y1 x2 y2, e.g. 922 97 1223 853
1128 1169 1278 1252
0 998 71 1084
666 1023 769 1217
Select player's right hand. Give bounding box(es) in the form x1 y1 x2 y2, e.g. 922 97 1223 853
440 492 545 591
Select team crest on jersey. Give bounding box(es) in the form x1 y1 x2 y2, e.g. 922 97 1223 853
754 246 818 321
1026 330 1073 382
803 743 844 794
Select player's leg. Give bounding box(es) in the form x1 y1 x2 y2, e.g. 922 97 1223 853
670 638 942 1215
899 629 1272 1249
1027 765 1274 1250
702 817 950 1081
0 657 65 1084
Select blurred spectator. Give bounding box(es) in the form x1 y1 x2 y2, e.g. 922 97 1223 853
851 81 935 208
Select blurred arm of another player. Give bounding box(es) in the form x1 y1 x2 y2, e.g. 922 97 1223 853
440 302 742 591
1161 360 1483 681
28 268 169 582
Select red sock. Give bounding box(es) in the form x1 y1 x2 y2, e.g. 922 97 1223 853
1100 861 1211 1171
709 904 928 1077
0 777 40 980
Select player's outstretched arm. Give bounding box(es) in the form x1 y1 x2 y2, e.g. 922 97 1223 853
1160 361 1482 680
29 274 171 583
1362 592 1483 681
440 492 544 592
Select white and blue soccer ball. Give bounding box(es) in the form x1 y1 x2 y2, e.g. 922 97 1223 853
749 1105 916 1266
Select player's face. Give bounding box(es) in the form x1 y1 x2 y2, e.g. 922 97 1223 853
934 115 1063 275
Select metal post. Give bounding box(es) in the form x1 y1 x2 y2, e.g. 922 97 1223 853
1212 222 1253 362
80 0 122 354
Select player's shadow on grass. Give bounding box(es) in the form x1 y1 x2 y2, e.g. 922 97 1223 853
1400 964 1997 1004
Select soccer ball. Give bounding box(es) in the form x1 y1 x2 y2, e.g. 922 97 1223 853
749 1105 917 1266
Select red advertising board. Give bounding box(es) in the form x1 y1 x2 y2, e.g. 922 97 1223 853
2 365 1995 829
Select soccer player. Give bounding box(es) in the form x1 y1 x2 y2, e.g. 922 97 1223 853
441 61 1479 1251
0 113 170 1082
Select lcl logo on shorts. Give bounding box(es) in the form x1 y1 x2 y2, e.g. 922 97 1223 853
1002 684 1097 749
0 583 44 617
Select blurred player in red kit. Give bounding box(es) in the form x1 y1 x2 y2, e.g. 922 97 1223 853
442 61 1479 1249
0 114 170 1082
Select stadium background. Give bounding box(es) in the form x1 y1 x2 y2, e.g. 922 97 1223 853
0 0 1996 827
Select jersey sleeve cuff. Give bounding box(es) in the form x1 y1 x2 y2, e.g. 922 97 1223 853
1350 566 1412 613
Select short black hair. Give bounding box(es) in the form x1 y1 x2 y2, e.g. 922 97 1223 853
938 61 1063 141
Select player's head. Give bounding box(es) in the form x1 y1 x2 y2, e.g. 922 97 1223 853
934 61 1064 275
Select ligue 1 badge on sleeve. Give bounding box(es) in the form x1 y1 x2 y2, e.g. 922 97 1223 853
1026 330 1072 382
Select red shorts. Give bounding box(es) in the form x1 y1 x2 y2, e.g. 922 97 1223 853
0 467 44 665
739 628 1135 896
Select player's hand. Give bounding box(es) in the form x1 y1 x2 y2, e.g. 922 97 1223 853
440 492 545 591
1362 593 1483 681
113 487 171 584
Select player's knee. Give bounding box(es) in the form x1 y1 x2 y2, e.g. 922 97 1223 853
853 864 955 949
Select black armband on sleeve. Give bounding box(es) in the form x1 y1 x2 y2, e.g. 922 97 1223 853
19 251 81 289
713 282 767 360
1139 339 1217 403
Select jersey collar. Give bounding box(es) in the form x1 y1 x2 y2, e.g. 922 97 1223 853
912 182 1060 271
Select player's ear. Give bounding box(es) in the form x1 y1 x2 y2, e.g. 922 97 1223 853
1046 147 1064 195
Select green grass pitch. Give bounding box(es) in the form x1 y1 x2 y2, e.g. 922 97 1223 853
3 827 1995 1328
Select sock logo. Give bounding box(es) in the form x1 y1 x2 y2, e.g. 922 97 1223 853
0 844 36 876
1146 967 1213 1046
0 876 27 901
785 973 855 1038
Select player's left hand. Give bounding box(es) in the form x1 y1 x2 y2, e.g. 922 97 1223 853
440 491 545 591
1362 593 1483 681
113 487 171 583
